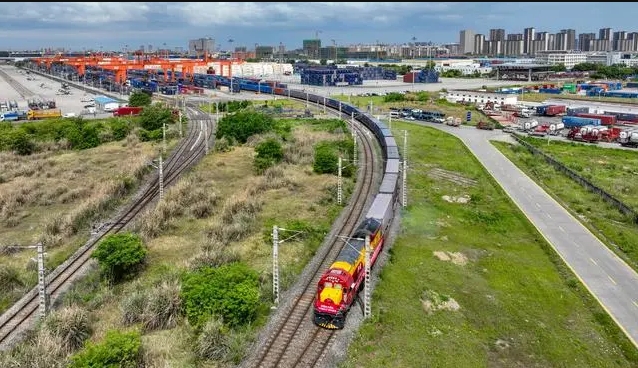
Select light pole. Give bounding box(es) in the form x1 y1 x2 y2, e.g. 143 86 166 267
331 39 337 64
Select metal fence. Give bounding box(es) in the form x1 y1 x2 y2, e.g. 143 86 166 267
512 134 638 224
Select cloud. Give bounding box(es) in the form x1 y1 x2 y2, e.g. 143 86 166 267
1 2 638 50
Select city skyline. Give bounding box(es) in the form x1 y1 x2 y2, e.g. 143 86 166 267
2 2 638 51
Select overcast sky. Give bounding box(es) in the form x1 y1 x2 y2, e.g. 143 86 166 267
2 2 637 51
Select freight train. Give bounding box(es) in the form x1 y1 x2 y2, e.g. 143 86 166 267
255 82 400 329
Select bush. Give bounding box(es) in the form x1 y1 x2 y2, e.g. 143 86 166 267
254 138 283 174
138 104 174 131
0 265 24 293
110 119 132 140
69 330 142 368
120 279 182 332
313 143 338 175
181 263 261 330
215 111 274 144
42 305 91 354
195 316 231 361
92 232 147 282
10 129 36 155
383 92 405 103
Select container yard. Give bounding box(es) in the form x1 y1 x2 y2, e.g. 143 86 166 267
402 69 440 83
0 64 114 120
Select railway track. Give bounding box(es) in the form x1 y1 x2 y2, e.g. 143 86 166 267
240 109 379 368
0 101 214 351
0 67 35 99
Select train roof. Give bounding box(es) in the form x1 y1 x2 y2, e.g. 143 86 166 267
379 173 399 194
386 146 400 160
386 158 400 174
380 128 392 137
385 136 397 148
366 193 393 221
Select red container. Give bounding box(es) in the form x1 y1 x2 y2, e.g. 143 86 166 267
113 106 143 116
544 105 566 116
403 72 416 83
575 113 617 126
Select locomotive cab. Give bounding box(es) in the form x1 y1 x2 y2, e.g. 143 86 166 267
313 269 354 329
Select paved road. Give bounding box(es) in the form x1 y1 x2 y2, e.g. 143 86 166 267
416 122 638 349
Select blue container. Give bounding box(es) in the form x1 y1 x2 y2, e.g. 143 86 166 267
566 107 589 116
626 82 638 88
561 116 601 127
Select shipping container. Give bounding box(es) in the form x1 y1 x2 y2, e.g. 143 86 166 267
566 106 589 116
574 113 617 126
544 105 566 116
562 116 602 128
626 82 638 88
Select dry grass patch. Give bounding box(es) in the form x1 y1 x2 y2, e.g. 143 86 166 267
420 289 461 315
433 251 469 266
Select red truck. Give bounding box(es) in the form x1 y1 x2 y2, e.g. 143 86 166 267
574 113 617 126
113 106 143 117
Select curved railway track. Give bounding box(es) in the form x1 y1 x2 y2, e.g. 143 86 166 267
240 108 379 368
0 67 36 99
0 101 213 350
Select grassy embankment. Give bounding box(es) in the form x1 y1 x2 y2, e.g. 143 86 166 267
0 115 358 367
342 122 638 368
0 135 163 313
494 136 638 272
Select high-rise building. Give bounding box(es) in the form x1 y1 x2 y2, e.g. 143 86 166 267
578 33 596 51
554 31 567 50
523 27 535 54
599 28 612 40
459 30 475 54
302 39 321 58
613 31 627 50
507 34 523 41
189 37 215 56
489 29 506 41
562 29 576 50
474 34 485 55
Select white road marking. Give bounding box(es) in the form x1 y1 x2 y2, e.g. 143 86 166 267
590 258 598 266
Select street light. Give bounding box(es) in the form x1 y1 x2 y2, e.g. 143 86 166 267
331 39 337 64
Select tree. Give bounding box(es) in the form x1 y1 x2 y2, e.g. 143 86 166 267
128 91 152 107
92 232 147 282
10 129 35 155
425 60 436 70
215 111 274 144
138 103 174 131
551 63 567 72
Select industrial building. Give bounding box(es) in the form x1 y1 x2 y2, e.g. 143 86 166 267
445 90 518 106
188 37 215 57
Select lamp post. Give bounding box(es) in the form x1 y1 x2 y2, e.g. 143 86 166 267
331 39 337 64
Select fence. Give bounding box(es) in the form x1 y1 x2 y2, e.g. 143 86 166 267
512 134 638 224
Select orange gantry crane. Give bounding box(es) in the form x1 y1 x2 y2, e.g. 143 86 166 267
33 53 236 84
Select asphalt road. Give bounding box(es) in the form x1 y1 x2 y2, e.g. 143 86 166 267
416 122 638 349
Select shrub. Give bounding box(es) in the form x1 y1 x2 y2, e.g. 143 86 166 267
10 130 36 155
42 305 91 353
0 265 24 293
254 138 283 174
128 91 152 107
120 279 182 332
139 104 174 131
181 263 261 329
313 142 338 174
383 92 405 103
110 119 132 140
92 232 147 282
69 330 142 368
195 316 231 361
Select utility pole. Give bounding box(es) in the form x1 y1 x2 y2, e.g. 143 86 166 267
402 129 408 207
158 155 164 201
364 235 371 319
204 121 209 154
353 133 358 166
162 122 166 154
323 96 326 114
178 110 182 138
215 101 219 121
271 225 304 308
338 156 343 205
272 225 279 307
7 243 50 320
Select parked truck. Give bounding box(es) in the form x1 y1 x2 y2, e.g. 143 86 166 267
619 130 638 147
476 121 495 130
0 111 27 122
27 109 62 120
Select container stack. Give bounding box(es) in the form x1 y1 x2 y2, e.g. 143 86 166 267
402 69 439 83
300 69 363 86
355 67 397 80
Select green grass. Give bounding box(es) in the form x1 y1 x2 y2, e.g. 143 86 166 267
341 122 638 368
493 138 638 272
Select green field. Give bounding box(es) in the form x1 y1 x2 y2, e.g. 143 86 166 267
341 122 638 368
493 136 638 272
